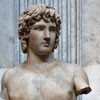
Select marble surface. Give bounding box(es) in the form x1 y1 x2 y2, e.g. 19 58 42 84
82 64 100 100
0 0 19 68
0 0 100 100
0 68 8 92
82 0 100 66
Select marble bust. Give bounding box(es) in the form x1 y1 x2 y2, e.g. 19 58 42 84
0 4 91 100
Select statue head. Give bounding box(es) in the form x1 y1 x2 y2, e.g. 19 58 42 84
18 4 61 53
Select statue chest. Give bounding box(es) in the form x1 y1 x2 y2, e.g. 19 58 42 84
7 70 76 100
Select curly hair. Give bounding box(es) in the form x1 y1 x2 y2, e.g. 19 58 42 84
18 4 61 53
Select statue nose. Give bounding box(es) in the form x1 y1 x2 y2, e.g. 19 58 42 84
44 29 50 41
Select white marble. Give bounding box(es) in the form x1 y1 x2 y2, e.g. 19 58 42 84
0 0 19 68
82 64 100 100
82 0 100 66
0 68 8 92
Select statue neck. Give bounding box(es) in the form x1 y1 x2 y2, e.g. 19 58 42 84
22 49 60 73
24 49 55 65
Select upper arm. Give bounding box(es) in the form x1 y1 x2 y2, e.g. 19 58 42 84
0 71 10 100
74 65 91 96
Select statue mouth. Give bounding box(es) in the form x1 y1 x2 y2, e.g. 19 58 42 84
42 42 50 47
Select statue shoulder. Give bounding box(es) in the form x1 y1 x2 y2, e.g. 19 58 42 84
64 63 87 75
61 63 91 95
61 63 81 72
1 66 19 85
73 64 91 95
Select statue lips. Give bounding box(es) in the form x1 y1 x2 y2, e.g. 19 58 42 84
42 42 50 47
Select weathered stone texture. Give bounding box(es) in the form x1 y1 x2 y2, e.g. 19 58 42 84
82 0 100 66
0 0 16 68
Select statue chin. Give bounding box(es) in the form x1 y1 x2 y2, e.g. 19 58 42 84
35 49 52 56
36 52 51 56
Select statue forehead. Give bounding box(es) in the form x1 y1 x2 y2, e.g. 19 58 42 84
33 19 56 26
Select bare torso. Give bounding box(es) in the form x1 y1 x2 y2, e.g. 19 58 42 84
6 62 76 100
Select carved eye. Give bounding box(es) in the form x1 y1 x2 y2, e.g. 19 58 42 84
38 26 45 31
33 25 45 31
49 26 56 33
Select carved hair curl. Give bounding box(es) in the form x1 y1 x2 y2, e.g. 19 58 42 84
18 4 61 53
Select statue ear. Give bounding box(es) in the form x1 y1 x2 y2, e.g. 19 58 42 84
20 38 27 53
19 34 30 53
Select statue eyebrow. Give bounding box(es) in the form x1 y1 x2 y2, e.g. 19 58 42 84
33 24 45 28
32 24 56 29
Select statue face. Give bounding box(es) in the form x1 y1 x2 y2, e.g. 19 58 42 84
28 19 56 55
